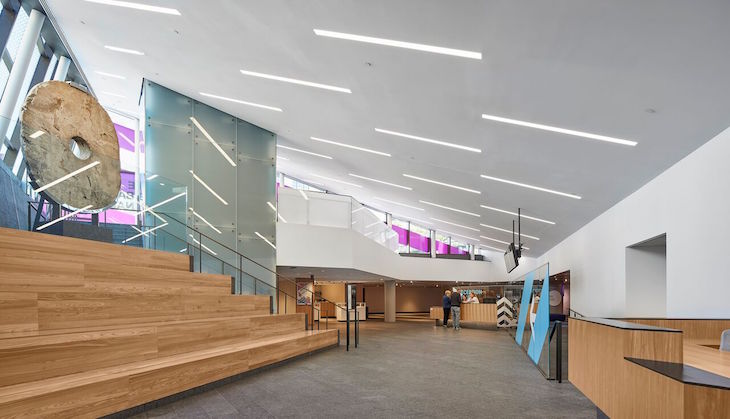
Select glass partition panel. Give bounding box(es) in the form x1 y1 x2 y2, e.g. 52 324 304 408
408 224 431 254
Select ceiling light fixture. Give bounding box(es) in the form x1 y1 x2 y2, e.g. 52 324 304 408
29 130 45 139
190 117 236 167
84 0 180 15
189 207 222 234
101 91 126 98
267 201 287 223
199 92 282 112
137 192 186 216
313 29 481 60
366 221 382 228
131 225 156 237
36 205 92 230
34 161 100 193
240 69 351 93
479 223 540 240
348 174 411 190
480 244 507 252
310 173 362 188
373 197 424 211
189 170 228 205
299 190 309 201
403 174 480 194
391 214 431 225
480 205 556 225
419 200 479 217
277 156 289 161
255 231 276 249
479 235 529 250
310 136 390 157
375 128 481 153
430 217 480 232
104 45 144 55
189 234 217 255
95 70 126 79
480 175 581 200
123 223 168 243
178 248 187 253
276 144 332 159
146 174 159 180
439 229 480 242
481 113 637 147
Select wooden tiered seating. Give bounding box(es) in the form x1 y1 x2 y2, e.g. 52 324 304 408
0 227 338 418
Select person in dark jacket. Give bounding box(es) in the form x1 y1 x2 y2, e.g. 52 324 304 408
442 290 451 327
450 289 462 330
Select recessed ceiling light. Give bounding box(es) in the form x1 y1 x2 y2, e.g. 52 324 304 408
190 117 236 167
480 175 581 200
373 197 424 211
189 170 228 205
240 69 351 93
189 207 222 234
104 45 144 55
403 174 480 194
479 223 540 240
276 145 332 159
277 156 290 161
366 221 383 228
36 205 92 230
255 231 276 249
481 113 637 147
84 0 180 15
419 200 479 217
480 244 507 252
430 217 480 232
311 136 390 157
479 235 530 250
313 29 482 60
391 214 431 225
199 92 282 112
310 173 362 188
101 91 126 98
375 128 481 153
34 161 100 193
439 230 480 242
349 174 411 190
29 130 45 139
479 205 555 225
299 190 309 201
95 70 126 79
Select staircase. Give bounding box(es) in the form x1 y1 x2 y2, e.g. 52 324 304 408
0 227 338 418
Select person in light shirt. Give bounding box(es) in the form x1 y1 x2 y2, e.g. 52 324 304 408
464 292 480 304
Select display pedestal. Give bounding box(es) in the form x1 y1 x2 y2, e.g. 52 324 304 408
43 220 113 242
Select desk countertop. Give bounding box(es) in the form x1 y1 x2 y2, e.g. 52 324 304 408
625 357 730 390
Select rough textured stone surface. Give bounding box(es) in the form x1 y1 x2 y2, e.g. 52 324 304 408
20 81 120 210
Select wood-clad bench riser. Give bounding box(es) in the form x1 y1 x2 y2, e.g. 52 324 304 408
0 227 190 272
0 330 338 419
0 313 305 387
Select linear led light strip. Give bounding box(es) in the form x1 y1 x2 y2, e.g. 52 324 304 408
419 200 479 217
190 117 236 167
267 201 287 223
277 144 332 159
391 214 432 225
373 196 424 211
348 174 411 190
403 174 480 194
36 205 92 230
351 206 366 214
430 217 480 232
240 69 351 93
310 173 362 188
255 231 276 249
479 205 555 225
104 45 144 55
481 114 637 147
375 128 481 153
479 223 540 240
366 221 383 228
84 0 181 15
117 131 135 148
131 225 155 237
310 136 391 157
137 192 186 216
189 170 228 205
34 161 100 193
189 234 217 255
313 29 482 60
123 223 168 243
480 244 510 252
480 175 581 200
189 207 222 234
439 229 480 242
101 91 126 98
178 248 187 253
299 190 309 201
95 70 125 79
479 235 530 250
146 174 159 180
199 92 282 112
29 130 45 139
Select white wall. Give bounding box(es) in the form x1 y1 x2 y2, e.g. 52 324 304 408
625 245 666 317
511 126 730 318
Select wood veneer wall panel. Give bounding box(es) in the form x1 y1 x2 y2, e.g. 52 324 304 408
0 292 38 337
684 384 730 419
624 361 684 419
82 264 231 295
625 319 730 340
428 304 497 323
0 256 84 292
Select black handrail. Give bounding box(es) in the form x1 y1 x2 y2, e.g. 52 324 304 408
569 309 585 318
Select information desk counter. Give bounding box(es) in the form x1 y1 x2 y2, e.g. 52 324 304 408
335 303 366 322
429 303 497 326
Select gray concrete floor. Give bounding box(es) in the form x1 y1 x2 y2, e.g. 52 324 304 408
131 320 595 418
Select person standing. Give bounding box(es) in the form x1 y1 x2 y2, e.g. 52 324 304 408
450 288 462 330
442 290 451 327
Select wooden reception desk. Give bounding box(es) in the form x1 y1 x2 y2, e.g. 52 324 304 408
570 317 730 418
429 303 497 325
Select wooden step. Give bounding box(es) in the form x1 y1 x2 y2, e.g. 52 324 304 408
0 313 305 387
0 329 338 418
0 227 190 272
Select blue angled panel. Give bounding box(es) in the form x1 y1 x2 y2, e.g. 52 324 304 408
514 271 534 346
527 267 551 363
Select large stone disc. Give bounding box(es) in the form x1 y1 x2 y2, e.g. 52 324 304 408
20 81 121 211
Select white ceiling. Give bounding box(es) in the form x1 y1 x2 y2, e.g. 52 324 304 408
47 0 730 255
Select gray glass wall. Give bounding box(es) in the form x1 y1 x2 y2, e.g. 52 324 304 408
143 80 277 296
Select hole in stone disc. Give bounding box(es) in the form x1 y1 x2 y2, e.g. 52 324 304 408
70 136 92 160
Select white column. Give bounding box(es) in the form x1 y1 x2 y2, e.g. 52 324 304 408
384 280 396 323
52 55 71 81
430 230 436 258
0 9 45 141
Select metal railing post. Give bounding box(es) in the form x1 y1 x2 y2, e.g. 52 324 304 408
556 320 563 383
